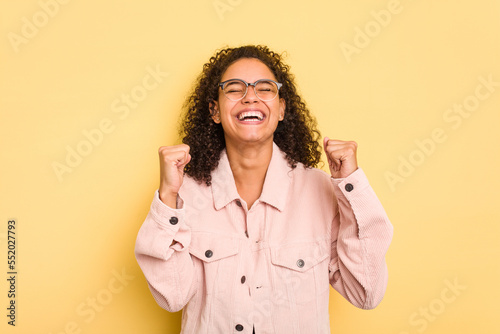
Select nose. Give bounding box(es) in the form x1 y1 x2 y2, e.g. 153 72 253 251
241 84 259 103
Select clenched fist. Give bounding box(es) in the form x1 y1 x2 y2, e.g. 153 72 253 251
323 137 358 179
158 144 191 208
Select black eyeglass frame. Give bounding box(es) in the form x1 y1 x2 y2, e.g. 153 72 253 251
218 79 283 101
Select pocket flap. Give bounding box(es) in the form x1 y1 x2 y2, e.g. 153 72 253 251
271 240 329 273
189 232 240 263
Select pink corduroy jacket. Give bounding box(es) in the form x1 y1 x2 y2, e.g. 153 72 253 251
135 143 393 334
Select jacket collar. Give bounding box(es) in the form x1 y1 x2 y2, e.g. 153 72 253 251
211 142 292 211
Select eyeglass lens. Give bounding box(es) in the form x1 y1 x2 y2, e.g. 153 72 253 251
222 80 279 101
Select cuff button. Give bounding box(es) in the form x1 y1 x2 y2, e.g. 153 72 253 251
345 183 354 192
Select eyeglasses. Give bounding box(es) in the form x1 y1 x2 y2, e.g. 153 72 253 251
219 79 282 102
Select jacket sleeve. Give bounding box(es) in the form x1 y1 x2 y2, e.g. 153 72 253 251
134 190 197 312
328 168 393 309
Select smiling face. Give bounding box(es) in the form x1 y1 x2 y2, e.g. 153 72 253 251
212 58 285 148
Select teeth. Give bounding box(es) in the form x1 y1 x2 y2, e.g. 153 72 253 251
238 111 263 121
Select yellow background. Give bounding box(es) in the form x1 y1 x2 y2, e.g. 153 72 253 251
1 0 499 333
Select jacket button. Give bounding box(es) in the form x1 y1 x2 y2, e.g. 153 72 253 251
169 217 178 225
297 259 305 268
235 324 244 331
345 183 354 192
241 276 246 284
205 250 213 258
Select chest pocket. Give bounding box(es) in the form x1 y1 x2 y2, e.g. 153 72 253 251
270 239 330 304
189 232 241 296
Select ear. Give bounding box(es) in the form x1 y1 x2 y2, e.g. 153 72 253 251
279 98 286 121
209 101 221 124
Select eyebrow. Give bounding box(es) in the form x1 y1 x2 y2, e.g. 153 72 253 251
225 80 242 85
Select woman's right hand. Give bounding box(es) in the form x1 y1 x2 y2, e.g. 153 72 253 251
158 144 191 208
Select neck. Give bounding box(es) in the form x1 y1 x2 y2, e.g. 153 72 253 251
225 139 274 208
226 140 273 179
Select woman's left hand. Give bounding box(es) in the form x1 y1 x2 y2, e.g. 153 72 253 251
323 137 359 178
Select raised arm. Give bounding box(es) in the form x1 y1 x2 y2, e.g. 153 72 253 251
328 168 393 309
323 137 393 309
134 144 197 312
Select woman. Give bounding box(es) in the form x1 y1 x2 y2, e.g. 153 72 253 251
135 45 393 333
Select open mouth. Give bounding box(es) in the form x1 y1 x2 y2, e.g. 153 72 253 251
237 111 264 122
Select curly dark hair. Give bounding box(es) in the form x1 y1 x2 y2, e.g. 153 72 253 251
180 45 322 186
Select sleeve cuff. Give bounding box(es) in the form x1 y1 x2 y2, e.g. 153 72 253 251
149 190 186 232
331 167 370 199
